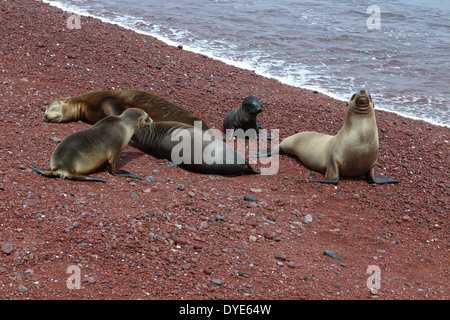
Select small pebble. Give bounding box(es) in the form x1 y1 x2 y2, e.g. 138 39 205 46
18 285 28 293
24 269 34 276
263 230 274 239
170 234 187 245
204 267 213 275
275 252 287 261
82 276 96 284
244 195 256 202
303 214 313 224
248 235 257 242
193 243 203 250
131 192 139 199
1 243 14 255
145 176 157 183
212 278 224 285
164 161 177 168
323 250 341 260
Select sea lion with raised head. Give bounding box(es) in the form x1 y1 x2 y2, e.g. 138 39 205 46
254 90 400 185
43 89 209 129
34 108 152 182
134 121 260 176
223 96 267 140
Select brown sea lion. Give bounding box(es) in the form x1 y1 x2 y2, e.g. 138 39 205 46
254 90 400 184
34 108 152 182
134 121 260 176
43 89 209 129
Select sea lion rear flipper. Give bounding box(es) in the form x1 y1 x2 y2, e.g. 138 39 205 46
34 168 108 182
33 167 59 178
82 177 109 183
65 173 108 182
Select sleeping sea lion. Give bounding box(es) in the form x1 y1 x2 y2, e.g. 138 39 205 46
254 90 400 185
43 89 208 129
34 108 152 182
134 121 260 176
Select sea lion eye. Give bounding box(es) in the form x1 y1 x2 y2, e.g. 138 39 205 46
350 94 356 101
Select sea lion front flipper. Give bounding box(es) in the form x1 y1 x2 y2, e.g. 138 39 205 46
107 155 143 180
108 166 143 180
306 156 340 185
365 168 400 184
112 170 143 180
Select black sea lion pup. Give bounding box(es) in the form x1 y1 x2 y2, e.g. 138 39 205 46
223 96 269 140
43 89 209 129
34 108 152 182
133 121 260 176
253 90 400 185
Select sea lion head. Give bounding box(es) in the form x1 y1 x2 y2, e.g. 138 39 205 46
121 108 153 130
348 90 374 114
241 96 262 116
43 98 76 123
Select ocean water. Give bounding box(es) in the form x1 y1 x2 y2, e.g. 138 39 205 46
42 0 449 127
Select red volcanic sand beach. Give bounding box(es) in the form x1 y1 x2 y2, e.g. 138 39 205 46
0 0 448 301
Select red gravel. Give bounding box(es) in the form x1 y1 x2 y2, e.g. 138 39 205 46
0 0 448 300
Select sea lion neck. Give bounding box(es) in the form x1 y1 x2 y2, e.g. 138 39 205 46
75 101 87 122
236 104 256 120
351 103 373 115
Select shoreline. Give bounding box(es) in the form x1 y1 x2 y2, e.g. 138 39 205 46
0 0 448 300
41 0 449 129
